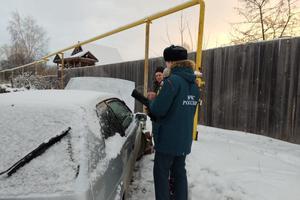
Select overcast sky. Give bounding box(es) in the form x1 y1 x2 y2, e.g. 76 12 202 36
0 0 243 62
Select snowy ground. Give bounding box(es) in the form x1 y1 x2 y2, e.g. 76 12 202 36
128 125 300 200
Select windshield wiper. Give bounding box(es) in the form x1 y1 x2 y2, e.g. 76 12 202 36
0 127 71 177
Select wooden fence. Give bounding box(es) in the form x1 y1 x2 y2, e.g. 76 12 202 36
201 37 300 144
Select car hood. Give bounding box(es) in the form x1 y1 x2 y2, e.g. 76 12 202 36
0 103 93 197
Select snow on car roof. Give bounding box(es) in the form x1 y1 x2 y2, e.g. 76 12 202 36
0 90 114 197
65 77 135 111
0 89 115 109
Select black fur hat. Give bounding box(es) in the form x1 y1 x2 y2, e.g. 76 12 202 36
163 45 187 62
155 66 164 73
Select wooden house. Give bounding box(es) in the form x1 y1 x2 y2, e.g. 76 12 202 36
53 46 99 68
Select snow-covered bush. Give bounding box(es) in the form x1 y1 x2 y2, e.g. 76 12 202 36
0 83 25 93
12 72 59 89
0 84 9 93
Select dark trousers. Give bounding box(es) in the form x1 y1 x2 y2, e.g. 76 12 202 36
154 151 188 200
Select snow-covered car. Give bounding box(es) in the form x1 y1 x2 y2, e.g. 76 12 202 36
0 90 146 200
0 84 26 93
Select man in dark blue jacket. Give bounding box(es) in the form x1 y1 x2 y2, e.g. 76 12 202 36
149 45 200 200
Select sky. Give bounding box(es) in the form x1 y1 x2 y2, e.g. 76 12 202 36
0 0 268 62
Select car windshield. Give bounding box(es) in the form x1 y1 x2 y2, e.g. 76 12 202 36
1 127 72 177
0 104 83 197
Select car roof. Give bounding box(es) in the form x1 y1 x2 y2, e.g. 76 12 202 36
0 89 115 109
65 77 135 111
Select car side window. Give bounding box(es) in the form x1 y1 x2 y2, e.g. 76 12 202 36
96 101 124 139
106 99 133 130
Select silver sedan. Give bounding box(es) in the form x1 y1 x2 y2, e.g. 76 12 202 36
0 90 146 200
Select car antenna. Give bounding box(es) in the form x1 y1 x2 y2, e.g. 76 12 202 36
0 127 71 177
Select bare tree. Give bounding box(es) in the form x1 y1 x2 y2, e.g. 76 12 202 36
230 0 300 44
178 12 194 52
0 11 49 69
165 12 195 52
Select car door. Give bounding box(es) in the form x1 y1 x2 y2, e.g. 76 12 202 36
92 98 139 200
106 99 142 199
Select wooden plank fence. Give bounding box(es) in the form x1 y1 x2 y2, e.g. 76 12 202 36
201 37 300 144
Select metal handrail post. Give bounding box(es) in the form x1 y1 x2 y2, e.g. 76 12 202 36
34 63 37 75
195 0 205 72
59 53 65 89
193 0 206 141
144 21 151 96
143 21 151 112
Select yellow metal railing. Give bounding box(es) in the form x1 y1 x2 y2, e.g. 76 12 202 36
194 0 205 141
0 0 205 140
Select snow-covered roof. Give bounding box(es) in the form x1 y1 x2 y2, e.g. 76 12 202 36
65 50 98 61
69 50 89 58
83 43 122 65
51 44 123 66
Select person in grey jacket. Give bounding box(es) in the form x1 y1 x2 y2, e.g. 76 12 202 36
153 66 165 94
149 45 200 200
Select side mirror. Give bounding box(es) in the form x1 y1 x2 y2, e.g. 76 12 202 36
135 112 147 122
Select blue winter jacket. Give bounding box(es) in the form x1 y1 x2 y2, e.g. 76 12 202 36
149 60 200 156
